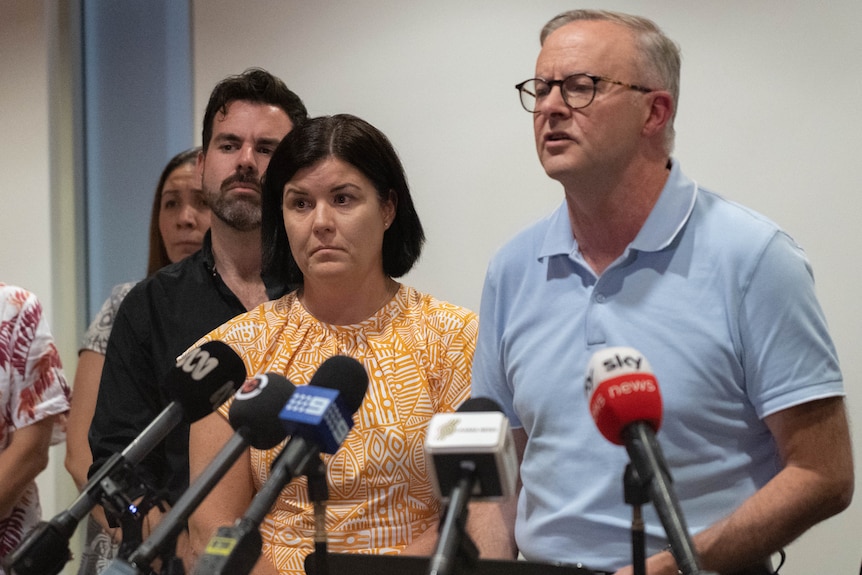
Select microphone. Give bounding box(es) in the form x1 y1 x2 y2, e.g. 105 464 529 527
425 397 518 502
191 355 369 575
584 346 708 575
584 347 662 446
424 397 518 575
103 373 296 573
5 340 245 575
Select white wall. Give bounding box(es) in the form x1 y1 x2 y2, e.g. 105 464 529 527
1 2 82 572
0 0 73 522
192 1 861 573
0 6 52 293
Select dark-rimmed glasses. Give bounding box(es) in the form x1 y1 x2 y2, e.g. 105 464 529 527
515 73 654 113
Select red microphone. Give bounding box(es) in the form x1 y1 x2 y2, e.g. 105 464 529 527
584 347 662 445
584 347 712 575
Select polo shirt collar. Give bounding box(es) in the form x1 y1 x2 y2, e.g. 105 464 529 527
538 158 697 260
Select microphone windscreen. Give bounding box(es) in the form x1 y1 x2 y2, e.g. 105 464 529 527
584 346 662 445
229 373 296 449
307 355 369 414
458 397 503 413
165 340 247 423
279 357 367 454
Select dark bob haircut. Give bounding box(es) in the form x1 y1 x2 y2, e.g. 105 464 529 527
262 114 425 286
201 67 308 152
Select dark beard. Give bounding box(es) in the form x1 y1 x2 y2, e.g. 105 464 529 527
210 197 261 231
208 173 262 231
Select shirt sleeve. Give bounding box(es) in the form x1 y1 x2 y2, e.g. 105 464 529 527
80 282 136 355
470 260 522 428
433 304 478 413
4 288 71 442
739 230 844 418
88 285 169 487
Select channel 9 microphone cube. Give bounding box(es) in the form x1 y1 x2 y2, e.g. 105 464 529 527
280 385 353 454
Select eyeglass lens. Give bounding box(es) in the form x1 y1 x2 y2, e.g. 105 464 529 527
519 75 597 112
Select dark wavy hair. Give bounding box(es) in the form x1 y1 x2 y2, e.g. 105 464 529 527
262 114 425 286
201 68 308 151
146 147 201 276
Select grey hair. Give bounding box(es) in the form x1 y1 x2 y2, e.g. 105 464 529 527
541 9 681 153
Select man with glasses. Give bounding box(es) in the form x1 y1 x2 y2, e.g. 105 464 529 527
471 9 853 575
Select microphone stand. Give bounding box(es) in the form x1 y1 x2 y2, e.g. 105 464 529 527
98 468 165 561
306 457 329 575
190 438 319 575
427 462 479 575
624 425 718 575
6 452 165 575
623 464 648 575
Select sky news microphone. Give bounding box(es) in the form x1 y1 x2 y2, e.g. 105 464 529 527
191 355 369 575
5 340 245 575
104 372 297 573
585 346 710 575
424 397 518 575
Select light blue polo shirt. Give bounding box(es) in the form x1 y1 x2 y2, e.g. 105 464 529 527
471 160 843 572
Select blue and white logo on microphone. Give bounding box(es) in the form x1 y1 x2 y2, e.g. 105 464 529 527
280 385 353 453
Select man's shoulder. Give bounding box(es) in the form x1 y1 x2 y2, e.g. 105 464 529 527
693 187 784 251
697 187 780 230
491 207 562 264
127 252 210 298
114 253 220 333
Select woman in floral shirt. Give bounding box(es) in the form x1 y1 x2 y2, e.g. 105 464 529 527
0 283 70 569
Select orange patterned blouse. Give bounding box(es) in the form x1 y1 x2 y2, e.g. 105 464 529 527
202 284 477 574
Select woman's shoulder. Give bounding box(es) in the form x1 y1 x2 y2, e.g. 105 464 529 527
207 292 301 342
400 285 478 327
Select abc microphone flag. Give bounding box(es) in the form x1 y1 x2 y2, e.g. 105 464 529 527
5 340 246 575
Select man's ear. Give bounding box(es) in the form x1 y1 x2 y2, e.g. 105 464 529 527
642 90 674 139
196 149 206 183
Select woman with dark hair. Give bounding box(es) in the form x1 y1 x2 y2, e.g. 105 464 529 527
145 146 208 275
65 147 209 574
189 115 477 574
260 113 425 287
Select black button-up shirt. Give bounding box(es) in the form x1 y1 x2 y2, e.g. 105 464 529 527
89 231 286 504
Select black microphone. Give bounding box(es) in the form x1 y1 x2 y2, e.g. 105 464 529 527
424 397 518 575
102 373 296 574
191 355 369 575
4 340 246 575
585 346 716 575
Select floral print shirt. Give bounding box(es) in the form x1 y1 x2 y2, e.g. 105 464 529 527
0 284 71 563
